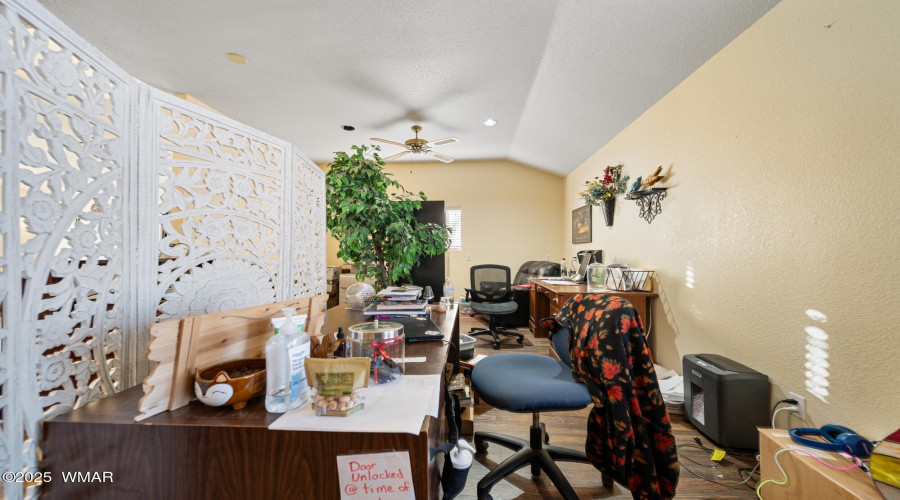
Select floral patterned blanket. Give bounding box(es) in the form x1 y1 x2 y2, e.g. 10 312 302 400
555 294 679 500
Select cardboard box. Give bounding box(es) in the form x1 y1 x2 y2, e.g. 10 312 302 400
460 406 474 435
758 428 881 499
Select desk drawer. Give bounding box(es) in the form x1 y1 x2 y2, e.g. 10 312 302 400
547 291 561 315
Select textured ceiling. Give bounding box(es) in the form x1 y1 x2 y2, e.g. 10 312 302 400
39 0 779 175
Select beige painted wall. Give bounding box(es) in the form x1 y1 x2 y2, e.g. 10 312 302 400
325 159 564 298
563 0 899 438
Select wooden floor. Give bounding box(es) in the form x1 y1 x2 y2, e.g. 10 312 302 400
456 314 759 499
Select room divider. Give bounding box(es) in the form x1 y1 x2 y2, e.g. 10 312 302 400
0 2 326 498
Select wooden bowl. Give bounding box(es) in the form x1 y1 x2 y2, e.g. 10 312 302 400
194 358 266 410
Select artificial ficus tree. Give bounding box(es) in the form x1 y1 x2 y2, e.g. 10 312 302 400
325 144 450 290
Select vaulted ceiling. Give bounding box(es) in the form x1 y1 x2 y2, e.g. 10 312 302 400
40 0 779 175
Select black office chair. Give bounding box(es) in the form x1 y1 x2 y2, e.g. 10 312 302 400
471 318 613 499
466 264 524 350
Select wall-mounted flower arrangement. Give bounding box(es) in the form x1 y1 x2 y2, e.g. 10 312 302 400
579 164 630 226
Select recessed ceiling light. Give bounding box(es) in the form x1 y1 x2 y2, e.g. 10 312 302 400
483 119 497 127
342 125 356 131
225 53 248 64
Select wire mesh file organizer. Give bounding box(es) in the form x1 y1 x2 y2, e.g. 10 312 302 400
604 269 655 291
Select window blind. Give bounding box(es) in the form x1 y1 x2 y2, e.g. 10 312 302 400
445 208 462 251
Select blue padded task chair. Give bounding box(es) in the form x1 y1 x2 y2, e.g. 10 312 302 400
466 264 524 350
471 318 613 499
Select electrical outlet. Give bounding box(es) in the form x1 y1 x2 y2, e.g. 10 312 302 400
466 254 471 261
546 254 550 260
789 392 806 420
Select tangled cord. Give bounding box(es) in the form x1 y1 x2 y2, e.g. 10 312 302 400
756 448 861 499
677 443 761 490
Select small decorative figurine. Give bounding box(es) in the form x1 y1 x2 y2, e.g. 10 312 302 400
310 331 344 358
641 166 665 187
628 176 643 194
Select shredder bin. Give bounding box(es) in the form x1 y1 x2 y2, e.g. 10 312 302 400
683 353 770 449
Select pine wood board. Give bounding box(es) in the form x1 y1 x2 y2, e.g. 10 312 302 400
137 295 327 421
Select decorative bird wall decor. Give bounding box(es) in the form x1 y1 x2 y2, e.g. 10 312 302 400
641 166 665 187
628 176 643 194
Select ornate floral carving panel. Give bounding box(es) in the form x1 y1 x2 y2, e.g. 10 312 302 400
0 1 136 498
1 4 325 498
291 150 327 298
142 90 323 323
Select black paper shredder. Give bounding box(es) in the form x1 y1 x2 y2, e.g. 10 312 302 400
683 354 770 449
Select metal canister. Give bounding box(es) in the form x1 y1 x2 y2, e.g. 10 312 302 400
347 320 405 384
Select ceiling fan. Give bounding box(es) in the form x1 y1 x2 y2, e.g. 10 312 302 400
371 125 459 163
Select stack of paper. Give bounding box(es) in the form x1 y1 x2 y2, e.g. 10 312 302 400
658 375 684 404
363 299 428 316
376 286 422 300
654 363 684 415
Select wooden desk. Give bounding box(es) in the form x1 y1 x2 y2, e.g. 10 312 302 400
529 279 658 338
759 428 881 499
41 304 460 500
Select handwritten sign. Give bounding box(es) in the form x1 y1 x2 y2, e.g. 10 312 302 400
337 451 415 500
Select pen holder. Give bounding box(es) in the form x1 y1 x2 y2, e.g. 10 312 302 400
347 321 405 384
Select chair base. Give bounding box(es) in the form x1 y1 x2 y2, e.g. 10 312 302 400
469 326 524 350
473 415 614 500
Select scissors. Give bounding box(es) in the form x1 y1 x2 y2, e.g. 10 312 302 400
371 337 403 384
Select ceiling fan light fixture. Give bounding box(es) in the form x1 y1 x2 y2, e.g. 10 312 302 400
225 52 248 64
483 118 497 127
372 124 459 163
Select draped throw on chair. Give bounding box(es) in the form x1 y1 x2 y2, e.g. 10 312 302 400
556 294 679 500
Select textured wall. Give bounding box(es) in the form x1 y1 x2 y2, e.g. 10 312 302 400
563 0 899 438
325 159 565 296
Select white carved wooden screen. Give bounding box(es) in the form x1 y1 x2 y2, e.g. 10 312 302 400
290 150 327 299
0 1 137 498
138 87 293 325
0 2 326 498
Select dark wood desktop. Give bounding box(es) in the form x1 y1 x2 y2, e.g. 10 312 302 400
529 278 657 337
41 304 460 500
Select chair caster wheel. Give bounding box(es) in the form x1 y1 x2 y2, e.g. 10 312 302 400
477 494 493 500
517 337 524 344
492 343 500 350
475 439 489 453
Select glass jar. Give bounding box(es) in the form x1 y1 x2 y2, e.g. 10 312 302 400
347 320 405 384
587 263 606 292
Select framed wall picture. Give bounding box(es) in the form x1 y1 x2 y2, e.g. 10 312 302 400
572 205 592 244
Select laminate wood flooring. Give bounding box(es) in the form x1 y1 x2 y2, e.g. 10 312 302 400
456 313 758 499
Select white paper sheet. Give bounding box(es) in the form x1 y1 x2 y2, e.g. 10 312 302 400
268 374 442 435
540 280 582 286
659 375 684 403
395 357 426 363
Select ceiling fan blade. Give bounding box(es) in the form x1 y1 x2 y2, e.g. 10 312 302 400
425 137 460 147
371 138 408 148
384 150 412 161
426 151 455 163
